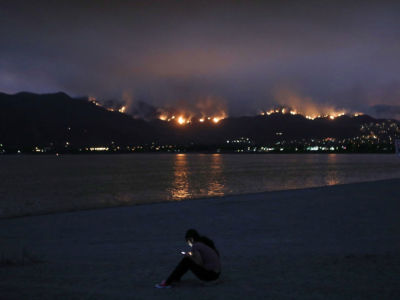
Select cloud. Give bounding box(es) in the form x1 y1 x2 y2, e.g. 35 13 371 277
1 0 400 117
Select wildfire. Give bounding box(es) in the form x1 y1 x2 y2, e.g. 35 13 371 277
89 96 101 106
260 106 348 120
172 114 226 125
211 117 219 123
157 110 227 125
88 96 128 114
177 116 186 125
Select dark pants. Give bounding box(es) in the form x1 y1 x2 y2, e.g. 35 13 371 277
165 256 220 285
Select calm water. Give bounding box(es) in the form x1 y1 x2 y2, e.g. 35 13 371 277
1 154 400 217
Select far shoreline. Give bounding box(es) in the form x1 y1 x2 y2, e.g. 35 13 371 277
0 151 397 155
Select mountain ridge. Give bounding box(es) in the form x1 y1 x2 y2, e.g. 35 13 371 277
0 92 398 151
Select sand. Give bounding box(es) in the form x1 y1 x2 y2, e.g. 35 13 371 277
1 179 399 299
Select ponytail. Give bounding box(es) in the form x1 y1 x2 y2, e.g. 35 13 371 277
199 235 220 257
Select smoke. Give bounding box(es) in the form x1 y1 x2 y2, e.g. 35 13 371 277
122 91 134 111
126 95 228 121
369 104 400 120
130 101 160 120
1 0 400 119
93 86 400 121
101 99 123 110
194 96 227 118
268 89 347 118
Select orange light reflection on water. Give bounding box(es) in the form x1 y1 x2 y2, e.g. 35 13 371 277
325 154 340 186
170 154 190 200
207 154 225 197
170 153 226 201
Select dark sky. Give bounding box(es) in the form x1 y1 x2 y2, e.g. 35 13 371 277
1 0 399 117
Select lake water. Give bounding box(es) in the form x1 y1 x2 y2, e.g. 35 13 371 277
1 154 400 217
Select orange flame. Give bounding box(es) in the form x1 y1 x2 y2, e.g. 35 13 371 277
177 116 186 125
260 106 348 120
157 110 227 125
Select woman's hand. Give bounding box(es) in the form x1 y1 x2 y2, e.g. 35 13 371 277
189 250 203 266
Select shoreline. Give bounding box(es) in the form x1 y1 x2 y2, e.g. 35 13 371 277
2 176 399 220
1 178 399 299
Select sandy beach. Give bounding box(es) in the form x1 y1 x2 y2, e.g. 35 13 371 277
1 178 399 299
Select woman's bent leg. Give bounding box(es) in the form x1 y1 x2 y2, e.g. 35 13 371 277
165 257 219 285
165 257 192 285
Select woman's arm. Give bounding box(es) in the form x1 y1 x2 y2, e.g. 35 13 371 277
187 249 203 266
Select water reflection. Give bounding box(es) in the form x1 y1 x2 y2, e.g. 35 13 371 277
325 154 340 186
3 154 400 217
207 154 225 196
169 153 226 200
170 154 190 200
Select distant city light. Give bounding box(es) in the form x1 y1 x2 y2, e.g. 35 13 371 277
89 147 109 151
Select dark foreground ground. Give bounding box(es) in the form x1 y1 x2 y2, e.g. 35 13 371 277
1 179 399 299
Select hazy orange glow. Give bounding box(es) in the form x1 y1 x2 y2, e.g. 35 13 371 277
260 106 348 120
89 94 358 124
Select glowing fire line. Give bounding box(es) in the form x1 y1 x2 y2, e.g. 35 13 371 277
89 96 363 125
259 107 359 120
158 111 227 125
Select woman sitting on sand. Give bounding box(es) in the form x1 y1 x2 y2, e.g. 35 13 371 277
155 229 221 288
